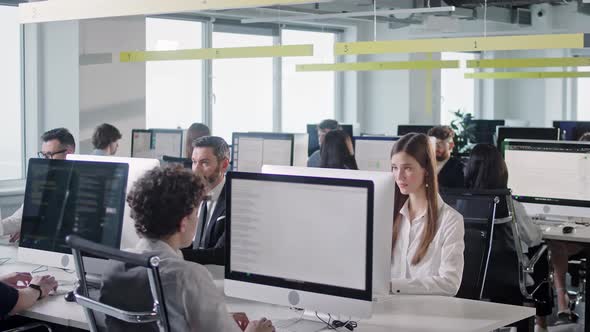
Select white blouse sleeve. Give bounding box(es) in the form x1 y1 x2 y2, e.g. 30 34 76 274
0 205 22 236
390 210 465 296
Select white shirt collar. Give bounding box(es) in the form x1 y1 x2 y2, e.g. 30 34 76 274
208 176 226 203
399 194 445 222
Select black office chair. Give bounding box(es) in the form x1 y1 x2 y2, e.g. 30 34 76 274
441 189 506 300
65 235 170 332
161 155 192 169
504 194 549 302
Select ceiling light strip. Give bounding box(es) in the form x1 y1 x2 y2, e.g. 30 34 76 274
241 6 456 24
465 72 590 79
467 57 590 68
335 33 589 55
19 0 329 24
296 60 459 72
120 45 313 62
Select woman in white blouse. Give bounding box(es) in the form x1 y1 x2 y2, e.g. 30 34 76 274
389 133 465 296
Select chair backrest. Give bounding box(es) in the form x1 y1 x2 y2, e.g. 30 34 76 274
505 194 548 300
66 235 170 332
440 189 508 300
161 155 192 169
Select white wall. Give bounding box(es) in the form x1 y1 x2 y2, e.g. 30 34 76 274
79 17 146 157
39 21 80 143
23 21 79 161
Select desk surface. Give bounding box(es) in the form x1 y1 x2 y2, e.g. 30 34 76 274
537 221 590 243
0 244 534 332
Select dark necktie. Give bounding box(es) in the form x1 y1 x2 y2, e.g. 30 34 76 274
193 198 209 249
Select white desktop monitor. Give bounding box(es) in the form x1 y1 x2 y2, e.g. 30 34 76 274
66 154 160 249
354 136 400 172
504 139 590 218
261 165 394 297
224 171 374 318
232 133 294 172
18 159 128 271
152 129 183 159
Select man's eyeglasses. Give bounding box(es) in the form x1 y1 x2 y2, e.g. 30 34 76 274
37 149 67 159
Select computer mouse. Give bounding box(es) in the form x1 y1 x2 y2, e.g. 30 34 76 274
64 290 76 302
563 226 574 234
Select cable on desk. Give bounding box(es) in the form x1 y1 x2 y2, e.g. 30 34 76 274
31 265 48 274
0 257 10 265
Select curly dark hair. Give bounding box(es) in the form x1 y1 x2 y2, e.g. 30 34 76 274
92 123 122 150
126 165 205 239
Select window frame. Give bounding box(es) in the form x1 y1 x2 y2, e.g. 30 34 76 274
0 4 26 187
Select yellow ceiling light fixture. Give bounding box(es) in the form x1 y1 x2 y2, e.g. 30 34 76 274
335 33 589 55
120 44 313 63
19 0 331 24
465 72 590 79
296 60 459 72
467 57 590 68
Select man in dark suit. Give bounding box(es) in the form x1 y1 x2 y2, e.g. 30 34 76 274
181 136 230 265
427 126 465 188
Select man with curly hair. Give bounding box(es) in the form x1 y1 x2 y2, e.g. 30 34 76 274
182 136 230 265
100 165 274 332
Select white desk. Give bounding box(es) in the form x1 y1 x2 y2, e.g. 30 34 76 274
0 245 87 330
538 221 590 243
0 244 534 331
227 295 534 332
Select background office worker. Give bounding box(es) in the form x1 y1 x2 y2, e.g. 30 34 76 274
547 132 590 325
320 130 358 170
182 136 229 265
184 122 211 159
101 165 273 332
464 144 549 332
307 119 341 167
390 133 465 296
0 128 76 241
91 123 122 156
427 126 464 188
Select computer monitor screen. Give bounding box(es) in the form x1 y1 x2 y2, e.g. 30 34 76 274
131 129 152 158
553 121 590 141
354 136 400 172
66 154 160 249
307 124 353 157
504 139 590 218
152 129 183 159
232 133 293 172
19 159 128 270
225 172 373 318
496 127 559 151
261 165 393 297
470 119 505 144
396 125 433 136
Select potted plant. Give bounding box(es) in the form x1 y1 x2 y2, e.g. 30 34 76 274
449 109 476 156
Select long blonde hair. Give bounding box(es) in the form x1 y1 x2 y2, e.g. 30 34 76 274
390 133 439 265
